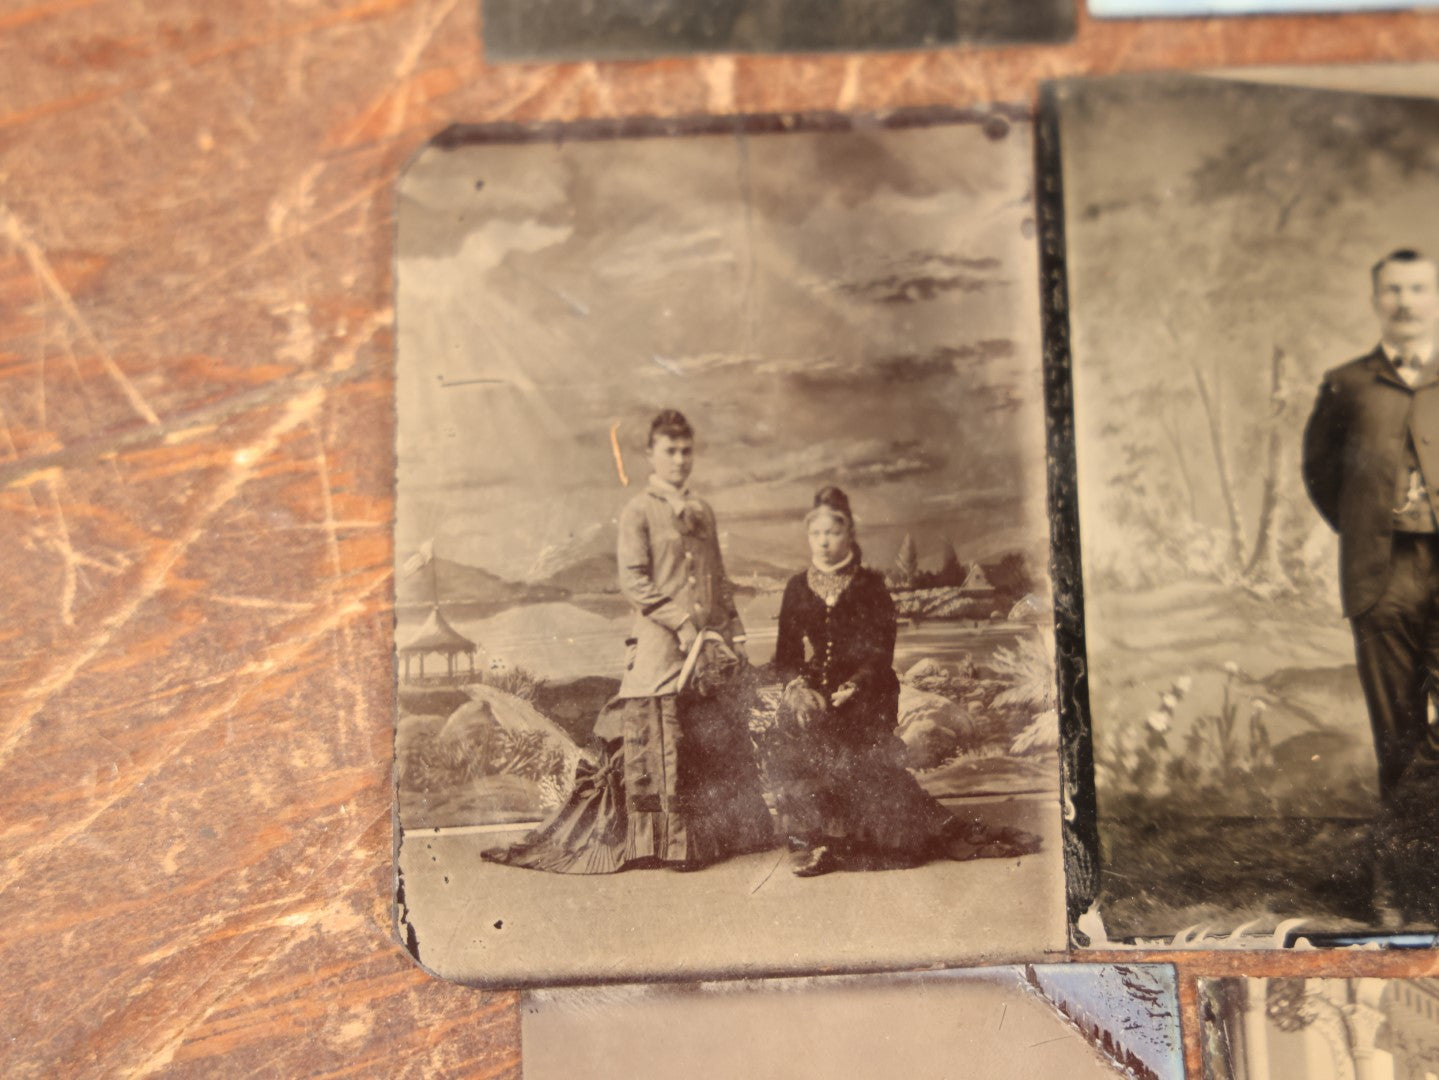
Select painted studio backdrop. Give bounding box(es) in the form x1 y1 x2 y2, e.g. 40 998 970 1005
1052 72 1439 941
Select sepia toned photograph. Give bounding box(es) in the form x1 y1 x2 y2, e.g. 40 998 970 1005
1046 71 1439 943
392 110 1064 984
1201 976 1439 1080
524 964 1182 1080
481 0 1075 63
1090 0 1437 18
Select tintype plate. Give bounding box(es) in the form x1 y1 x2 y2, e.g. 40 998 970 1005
1091 0 1436 18
1199 975 1438 1079
525 964 1182 1079
1040 70 1439 947
392 108 1065 984
480 0 1075 63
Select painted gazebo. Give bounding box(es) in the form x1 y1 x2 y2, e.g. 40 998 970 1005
399 606 478 684
958 564 997 598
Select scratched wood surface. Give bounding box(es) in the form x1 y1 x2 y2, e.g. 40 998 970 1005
7 2 1439 1076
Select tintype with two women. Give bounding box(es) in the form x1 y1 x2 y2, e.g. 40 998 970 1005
484 408 1035 880
393 112 1064 984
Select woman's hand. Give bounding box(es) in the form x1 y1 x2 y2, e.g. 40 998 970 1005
830 682 857 708
677 620 699 654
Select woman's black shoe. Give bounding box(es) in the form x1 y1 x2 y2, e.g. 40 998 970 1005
791 845 838 877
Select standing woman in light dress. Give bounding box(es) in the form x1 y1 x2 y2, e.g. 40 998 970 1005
486 409 773 873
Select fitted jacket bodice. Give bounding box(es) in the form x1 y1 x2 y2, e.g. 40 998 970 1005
772 565 900 743
616 487 743 698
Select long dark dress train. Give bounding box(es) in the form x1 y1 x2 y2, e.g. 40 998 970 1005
768 562 1039 866
484 642 774 873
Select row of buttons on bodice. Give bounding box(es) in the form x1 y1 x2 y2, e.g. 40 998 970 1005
818 597 837 689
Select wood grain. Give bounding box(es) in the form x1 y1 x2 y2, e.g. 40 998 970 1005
6 0 1439 1074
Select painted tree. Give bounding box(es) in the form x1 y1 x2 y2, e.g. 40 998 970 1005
936 540 963 587
893 533 919 589
1068 77 1439 597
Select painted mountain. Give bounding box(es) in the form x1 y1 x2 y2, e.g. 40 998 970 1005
524 521 794 595
395 556 567 614
524 522 619 594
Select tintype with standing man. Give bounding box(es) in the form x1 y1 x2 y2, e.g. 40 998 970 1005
1044 68 1439 944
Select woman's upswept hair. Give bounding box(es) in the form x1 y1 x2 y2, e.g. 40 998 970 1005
805 485 862 563
647 408 694 448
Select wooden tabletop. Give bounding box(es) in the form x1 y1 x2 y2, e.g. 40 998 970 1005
7 2 1439 1076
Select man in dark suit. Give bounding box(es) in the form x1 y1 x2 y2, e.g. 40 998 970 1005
1303 249 1439 922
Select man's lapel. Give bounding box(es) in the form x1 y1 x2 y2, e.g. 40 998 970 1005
1367 345 1411 391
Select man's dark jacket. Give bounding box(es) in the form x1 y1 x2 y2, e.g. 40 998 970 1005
1303 344 1439 618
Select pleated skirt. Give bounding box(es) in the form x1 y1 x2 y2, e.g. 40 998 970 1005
483 690 775 874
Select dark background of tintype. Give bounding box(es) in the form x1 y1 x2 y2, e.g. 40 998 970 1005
481 0 1075 62
11 3 1439 1077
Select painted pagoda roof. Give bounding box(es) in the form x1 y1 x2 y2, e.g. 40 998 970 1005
399 606 477 654
960 564 995 592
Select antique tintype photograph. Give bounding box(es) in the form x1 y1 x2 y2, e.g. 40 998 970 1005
480 0 1075 63
392 110 1063 984
1200 976 1439 1080
1046 71 1439 943
1089 0 1437 18
523 964 1182 1080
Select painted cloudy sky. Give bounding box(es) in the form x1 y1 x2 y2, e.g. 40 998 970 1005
396 119 1046 582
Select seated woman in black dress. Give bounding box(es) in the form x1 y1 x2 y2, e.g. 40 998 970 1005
768 486 1038 877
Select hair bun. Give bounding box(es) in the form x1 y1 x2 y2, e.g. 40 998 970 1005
812 485 852 519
